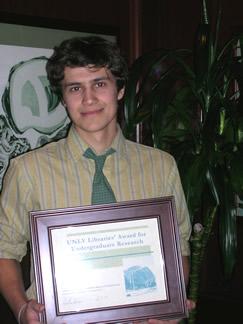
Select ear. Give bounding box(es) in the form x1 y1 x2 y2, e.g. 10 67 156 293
117 87 125 101
61 99 67 108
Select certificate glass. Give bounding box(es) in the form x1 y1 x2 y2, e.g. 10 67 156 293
30 196 188 323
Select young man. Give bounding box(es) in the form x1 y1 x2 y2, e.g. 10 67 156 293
0 36 193 324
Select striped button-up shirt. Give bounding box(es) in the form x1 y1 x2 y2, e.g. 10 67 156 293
0 124 191 299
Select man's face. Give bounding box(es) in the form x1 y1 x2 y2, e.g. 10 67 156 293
61 66 124 140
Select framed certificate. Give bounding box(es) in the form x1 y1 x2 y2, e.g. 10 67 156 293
30 196 188 323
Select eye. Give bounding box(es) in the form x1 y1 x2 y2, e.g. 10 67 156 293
70 86 81 92
95 81 106 88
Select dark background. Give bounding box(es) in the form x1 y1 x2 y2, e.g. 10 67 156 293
0 1 243 323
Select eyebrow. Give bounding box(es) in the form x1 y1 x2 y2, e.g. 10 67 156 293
63 76 111 88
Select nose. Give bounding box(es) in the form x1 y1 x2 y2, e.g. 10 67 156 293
82 87 97 105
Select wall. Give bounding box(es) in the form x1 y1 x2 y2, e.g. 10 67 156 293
140 0 243 51
1 1 243 59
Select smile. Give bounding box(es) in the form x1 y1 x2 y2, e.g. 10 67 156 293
81 108 104 116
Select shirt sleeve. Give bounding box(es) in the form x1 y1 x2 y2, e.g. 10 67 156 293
0 157 33 261
165 154 191 256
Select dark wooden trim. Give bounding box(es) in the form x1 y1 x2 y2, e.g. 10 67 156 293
128 0 142 63
0 11 119 38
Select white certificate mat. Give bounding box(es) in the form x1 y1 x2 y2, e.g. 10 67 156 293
51 218 166 313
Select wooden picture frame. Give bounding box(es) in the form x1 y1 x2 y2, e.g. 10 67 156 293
30 196 188 323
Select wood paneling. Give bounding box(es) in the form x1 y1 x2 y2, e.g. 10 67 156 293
1 1 243 60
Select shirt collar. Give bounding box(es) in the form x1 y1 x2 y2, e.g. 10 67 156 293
65 124 127 162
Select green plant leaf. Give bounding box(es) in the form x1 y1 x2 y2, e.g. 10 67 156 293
123 2 243 285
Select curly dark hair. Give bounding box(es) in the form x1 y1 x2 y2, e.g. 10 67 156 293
46 36 128 96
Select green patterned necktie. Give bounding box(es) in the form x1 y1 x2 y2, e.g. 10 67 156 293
84 148 116 204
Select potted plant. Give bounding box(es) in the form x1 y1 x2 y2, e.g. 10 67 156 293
123 1 243 322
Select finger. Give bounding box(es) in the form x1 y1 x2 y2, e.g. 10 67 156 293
147 320 179 324
186 299 196 311
27 299 45 313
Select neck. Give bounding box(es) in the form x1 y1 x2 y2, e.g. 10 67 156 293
76 125 117 154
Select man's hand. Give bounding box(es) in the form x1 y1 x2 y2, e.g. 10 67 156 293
147 320 179 324
18 299 44 324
